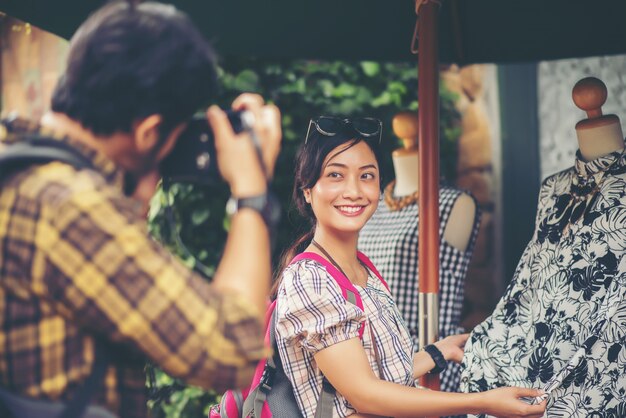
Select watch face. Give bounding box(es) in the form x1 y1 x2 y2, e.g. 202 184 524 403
225 197 238 217
225 192 281 227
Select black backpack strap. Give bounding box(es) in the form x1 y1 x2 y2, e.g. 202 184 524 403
246 307 336 418
0 138 92 180
58 342 110 418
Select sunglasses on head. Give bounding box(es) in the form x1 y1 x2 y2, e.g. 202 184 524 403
305 116 382 144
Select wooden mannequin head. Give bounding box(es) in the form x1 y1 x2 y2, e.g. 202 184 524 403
573 77 624 161
391 111 419 196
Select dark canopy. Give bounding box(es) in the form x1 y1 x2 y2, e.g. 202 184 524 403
2 0 626 64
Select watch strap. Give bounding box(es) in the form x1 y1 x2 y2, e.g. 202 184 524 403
227 190 281 230
423 344 447 374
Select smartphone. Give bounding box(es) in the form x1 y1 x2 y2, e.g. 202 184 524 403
160 110 247 184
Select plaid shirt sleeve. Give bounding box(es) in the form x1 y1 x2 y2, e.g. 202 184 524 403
33 168 267 391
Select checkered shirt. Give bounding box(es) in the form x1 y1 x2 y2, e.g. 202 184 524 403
358 185 480 393
0 119 268 418
276 258 415 418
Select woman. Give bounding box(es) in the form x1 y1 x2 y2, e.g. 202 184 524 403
274 116 547 418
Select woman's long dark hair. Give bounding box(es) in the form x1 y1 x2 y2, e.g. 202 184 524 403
271 125 383 298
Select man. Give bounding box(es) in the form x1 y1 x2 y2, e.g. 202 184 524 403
0 1 281 417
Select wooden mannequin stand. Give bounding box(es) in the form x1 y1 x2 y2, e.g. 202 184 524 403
572 77 624 161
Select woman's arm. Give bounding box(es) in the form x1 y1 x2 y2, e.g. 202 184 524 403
315 338 546 418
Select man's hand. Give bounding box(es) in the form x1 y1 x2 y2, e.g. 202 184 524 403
207 93 281 197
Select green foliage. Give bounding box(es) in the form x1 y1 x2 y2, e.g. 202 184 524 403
146 367 217 418
146 58 461 418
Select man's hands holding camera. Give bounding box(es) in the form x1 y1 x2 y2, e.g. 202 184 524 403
207 93 281 197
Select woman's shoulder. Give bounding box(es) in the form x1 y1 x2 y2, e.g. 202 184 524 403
280 256 337 294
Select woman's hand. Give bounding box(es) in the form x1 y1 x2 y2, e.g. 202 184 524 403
434 333 469 363
480 387 547 418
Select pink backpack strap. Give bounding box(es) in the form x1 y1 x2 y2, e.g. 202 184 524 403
247 300 276 387
290 252 366 338
357 251 390 292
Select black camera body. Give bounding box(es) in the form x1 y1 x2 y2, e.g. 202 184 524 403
160 110 248 184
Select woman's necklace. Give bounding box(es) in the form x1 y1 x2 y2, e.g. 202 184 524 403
384 180 419 211
311 239 365 285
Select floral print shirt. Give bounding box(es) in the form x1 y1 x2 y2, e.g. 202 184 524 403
461 147 626 417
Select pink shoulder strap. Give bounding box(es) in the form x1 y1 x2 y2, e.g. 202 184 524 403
357 251 390 292
290 252 365 338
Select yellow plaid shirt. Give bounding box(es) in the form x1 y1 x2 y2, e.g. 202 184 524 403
0 119 267 417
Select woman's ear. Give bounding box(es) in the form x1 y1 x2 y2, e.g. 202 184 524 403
303 188 311 204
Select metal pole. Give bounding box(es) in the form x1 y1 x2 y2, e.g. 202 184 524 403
416 0 441 393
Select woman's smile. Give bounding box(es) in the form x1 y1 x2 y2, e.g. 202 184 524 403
335 204 368 216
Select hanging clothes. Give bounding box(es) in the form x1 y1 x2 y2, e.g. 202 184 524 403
461 148 626 416
359 185 480 392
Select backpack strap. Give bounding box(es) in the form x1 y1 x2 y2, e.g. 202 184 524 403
356 251 390 292
58 342 110 418
243 298 337 418
241 302 278 418
0 138 92 180
292 252 366 339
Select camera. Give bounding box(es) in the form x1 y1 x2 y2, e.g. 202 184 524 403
160 110 252 184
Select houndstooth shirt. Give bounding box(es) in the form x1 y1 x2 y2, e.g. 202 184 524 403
358 185 480 393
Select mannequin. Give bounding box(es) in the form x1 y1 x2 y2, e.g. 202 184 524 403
391 111 476 251
359 111 480 393
460 77 626 416
573 77 624 160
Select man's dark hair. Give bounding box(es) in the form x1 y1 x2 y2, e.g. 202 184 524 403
51 1 218 137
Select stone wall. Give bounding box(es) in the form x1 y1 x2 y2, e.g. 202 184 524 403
538 55 626 179
0 15 68 118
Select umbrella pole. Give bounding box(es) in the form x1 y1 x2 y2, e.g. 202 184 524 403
416 0 441 394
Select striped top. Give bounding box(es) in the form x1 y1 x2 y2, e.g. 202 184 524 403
275 257 415 418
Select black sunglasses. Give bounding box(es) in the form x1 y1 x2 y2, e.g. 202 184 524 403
305 116 382 144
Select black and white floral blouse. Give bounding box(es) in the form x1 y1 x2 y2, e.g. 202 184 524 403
461 148 626 417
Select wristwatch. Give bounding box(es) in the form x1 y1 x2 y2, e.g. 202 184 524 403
423 344 447 374
225 191 281 229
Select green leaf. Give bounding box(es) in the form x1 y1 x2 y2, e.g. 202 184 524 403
191 209 210 225
333 82 357 97
371 91 392 107
360 61 380 77
233 69 259 91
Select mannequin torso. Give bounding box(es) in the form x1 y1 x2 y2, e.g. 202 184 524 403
359 111 481 393
390 113 477 252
